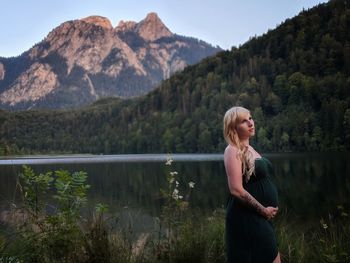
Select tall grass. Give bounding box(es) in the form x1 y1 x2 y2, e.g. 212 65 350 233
275 207 350 263
0 164 349 262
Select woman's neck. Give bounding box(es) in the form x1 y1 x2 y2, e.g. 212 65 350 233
241 138 250 146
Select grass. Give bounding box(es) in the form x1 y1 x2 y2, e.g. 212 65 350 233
275 207 350 263
1 204 350 262
0 164 349 262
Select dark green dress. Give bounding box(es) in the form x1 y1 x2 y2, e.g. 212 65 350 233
226 157 279 263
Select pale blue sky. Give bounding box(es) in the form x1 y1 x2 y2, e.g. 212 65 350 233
0 0 328 57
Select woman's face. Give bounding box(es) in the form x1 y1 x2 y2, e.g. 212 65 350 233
235 111 255 140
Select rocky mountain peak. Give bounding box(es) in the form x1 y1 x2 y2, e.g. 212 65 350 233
80 16 113 30
0 12 221 110
144 12 162 22
115 20 137 32
136 12 173 41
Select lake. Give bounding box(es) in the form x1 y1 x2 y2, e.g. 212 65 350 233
0 152 349 221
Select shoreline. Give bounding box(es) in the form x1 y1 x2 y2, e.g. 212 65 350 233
0 153 224 165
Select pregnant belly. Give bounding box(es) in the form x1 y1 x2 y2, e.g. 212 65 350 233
245 178 279 208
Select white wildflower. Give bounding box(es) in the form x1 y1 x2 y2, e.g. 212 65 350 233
175 181 179 187
188 181 195 188
166 157 173 166
172 188 179 200
170 171 178 176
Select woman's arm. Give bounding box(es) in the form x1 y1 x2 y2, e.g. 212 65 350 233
224 146 277 219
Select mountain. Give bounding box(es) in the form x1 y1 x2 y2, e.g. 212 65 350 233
0 0 349 155
0 13 221 110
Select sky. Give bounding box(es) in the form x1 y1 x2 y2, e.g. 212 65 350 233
0 0 329 57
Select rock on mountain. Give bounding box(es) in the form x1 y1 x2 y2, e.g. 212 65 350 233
0 13 221 110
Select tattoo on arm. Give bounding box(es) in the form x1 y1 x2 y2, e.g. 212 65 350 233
240 192 265 216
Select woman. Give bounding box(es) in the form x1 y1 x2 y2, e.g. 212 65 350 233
223 106 281 263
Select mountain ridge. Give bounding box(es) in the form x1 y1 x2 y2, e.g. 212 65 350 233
0 12 221 110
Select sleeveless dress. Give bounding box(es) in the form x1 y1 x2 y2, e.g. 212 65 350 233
226 157 279 263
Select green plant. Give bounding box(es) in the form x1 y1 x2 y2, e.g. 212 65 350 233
166 210 225 263
85 203 111 262
7 166 91 262
156 155 197 261
17 165 53 218
275 211 311 263
314 207 350 263
274 205 350 263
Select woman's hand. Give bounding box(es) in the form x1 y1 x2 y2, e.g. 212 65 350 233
264 206 278 220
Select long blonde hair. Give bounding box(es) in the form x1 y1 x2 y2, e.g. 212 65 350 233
223 106 255 182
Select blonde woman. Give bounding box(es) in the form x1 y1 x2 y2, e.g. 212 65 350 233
223 106 281 263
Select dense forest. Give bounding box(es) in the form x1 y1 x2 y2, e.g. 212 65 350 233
0 0 350 155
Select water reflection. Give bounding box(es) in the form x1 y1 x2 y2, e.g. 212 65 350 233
272 153 350 218
0 153 349 219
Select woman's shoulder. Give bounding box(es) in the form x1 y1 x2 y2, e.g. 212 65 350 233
224 144 238 154
224 145 241 169
224 145 240 161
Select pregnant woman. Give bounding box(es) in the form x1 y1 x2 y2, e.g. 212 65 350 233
223 106 281 263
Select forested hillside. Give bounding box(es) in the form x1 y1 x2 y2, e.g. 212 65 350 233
1 0 349 155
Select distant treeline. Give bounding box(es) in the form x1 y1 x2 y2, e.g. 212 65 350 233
0 0 350 155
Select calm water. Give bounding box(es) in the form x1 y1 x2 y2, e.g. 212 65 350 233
0 153 349 220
